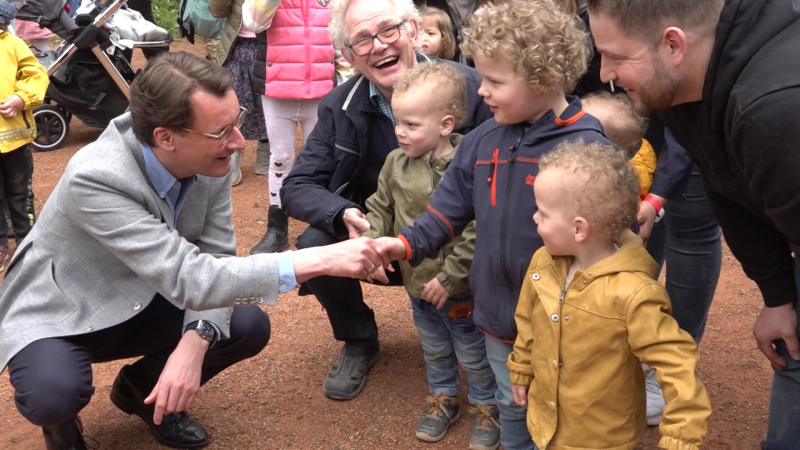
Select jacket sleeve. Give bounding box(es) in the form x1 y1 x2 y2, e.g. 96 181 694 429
62 161 280 336
627 281 710 450
280 97 361 238
363 154 397 239
182 174 238 336
722 91 800 307
507 251 542 386
436 220 475 296
648 129 692 200
241 0 281 33
207 0 233 18
14 40 48 110
400 135 477 265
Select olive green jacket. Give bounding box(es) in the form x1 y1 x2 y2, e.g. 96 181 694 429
208 0 244 66
363 135 475 298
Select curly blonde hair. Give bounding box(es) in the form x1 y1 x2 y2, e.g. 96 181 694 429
581 92 648 156
393 62 467 128
539 139 639 239
461 0 591 93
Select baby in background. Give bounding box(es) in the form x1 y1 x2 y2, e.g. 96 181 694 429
419 6 457 60
581 91 656 200
508 139 711 450
345 62 500 449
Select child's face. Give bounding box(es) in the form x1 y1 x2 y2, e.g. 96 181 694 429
533 169 577 256
420 18 443 57
392 87 449 159
473 52 555 124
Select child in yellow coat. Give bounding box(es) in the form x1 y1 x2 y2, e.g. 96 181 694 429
508 140 710 450
0 0 49 262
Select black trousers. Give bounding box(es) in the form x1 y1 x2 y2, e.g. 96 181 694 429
0 145 35 244
7 295 270 446
295 226 403 352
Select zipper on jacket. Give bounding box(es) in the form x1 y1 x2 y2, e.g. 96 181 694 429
549 265 567 303
487 148 499 206
499 128 527 300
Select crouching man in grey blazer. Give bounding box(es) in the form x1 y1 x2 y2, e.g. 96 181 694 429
0 52 392 450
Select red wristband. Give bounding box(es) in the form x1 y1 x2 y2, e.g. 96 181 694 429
643 194 663 213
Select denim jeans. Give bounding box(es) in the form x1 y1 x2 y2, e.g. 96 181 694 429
763 263 800 449
410 295 496 405
646 168 722 344
484 336 537 450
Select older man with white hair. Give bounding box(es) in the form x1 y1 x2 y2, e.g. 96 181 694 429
280 0 492 415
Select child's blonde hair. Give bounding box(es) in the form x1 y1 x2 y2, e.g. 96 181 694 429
582 92 648 156
539 139 639 239
461 0 590 93
419 7 457 60
393 62 467 128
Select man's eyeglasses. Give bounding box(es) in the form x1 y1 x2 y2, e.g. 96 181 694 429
346 20 408 57
181 106 248 147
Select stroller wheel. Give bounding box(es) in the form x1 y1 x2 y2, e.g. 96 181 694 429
32 105 71 152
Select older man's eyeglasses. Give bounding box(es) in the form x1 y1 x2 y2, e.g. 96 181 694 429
181 106 248 147
346 20 408 57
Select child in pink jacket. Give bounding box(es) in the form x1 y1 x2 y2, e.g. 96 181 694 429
242 0 334 255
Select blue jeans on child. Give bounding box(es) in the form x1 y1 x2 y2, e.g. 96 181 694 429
410 295 496 404
484 335 537 450
763 262 800 449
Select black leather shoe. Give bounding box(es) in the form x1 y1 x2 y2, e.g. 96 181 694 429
110 365 209 449
43 416 88 450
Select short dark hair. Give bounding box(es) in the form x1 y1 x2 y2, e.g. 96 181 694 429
129 52 234 145
587 0 724 46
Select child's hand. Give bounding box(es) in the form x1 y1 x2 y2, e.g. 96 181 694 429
343 208 371 239
422 277 450 309
511 384 529 407
0 95 24 118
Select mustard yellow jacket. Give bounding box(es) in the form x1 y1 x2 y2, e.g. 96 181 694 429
0 31 48 153
508 231 710 450
630 138 657 200
363 135 475 298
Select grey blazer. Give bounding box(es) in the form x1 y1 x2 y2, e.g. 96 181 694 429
0 113 280 370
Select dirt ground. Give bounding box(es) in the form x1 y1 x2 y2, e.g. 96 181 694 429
0 41 774 449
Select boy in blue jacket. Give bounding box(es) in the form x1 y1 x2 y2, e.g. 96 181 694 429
377 1 613 448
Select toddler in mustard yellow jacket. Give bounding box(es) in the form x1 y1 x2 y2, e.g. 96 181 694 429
507 140 710 450
0 1 48 262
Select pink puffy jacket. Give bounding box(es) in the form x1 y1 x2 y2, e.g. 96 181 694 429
261 0 334 100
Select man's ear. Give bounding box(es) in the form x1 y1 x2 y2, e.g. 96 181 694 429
573 216 590 243
662 26 688 68
152 127 177 153
407 18 419 49
440 114 455 136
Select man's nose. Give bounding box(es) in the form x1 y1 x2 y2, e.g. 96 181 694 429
598 56 615 84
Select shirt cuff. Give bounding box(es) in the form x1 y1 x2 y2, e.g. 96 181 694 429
277 251 300 293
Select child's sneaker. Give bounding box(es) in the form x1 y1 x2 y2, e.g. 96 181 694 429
415 395 460 442
645 368 666 426
468 404 500 450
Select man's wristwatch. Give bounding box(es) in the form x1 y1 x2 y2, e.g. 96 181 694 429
190 320 216 346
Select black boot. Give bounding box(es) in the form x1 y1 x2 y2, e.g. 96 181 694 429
250 206 290 254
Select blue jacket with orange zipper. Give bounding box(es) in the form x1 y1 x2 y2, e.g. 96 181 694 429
399 96 613 342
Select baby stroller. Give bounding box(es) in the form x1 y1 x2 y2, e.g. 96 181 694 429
15 0 171 151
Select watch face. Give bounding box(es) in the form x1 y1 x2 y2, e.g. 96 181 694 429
197 321 215 341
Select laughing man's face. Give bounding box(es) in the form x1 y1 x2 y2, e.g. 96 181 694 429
343 0 419 100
